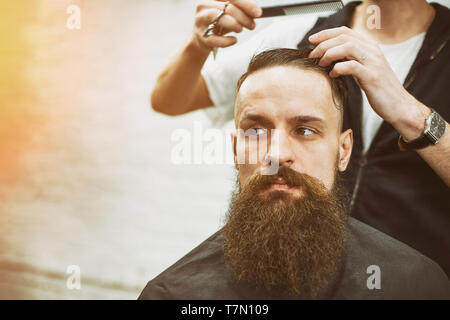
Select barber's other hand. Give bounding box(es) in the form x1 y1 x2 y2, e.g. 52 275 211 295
308 26 428 135
191 0 262 53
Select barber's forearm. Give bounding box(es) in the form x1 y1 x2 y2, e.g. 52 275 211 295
151 37 212 115
416 122 450 187
391 100 450 187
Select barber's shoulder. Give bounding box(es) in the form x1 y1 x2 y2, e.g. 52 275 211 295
346 217 450 299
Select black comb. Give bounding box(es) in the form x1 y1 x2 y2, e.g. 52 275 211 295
259 0 344 18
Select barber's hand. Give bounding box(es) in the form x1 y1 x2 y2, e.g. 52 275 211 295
191 0 262 52
308 27 428 136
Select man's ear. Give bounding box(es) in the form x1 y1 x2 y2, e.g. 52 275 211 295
230 131 238 170
338 129 353 172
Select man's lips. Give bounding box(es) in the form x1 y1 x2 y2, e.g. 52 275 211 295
267 177 298 191
269 184 291 191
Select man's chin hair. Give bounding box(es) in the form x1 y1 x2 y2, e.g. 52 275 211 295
223 169 347 296
262 189 295 201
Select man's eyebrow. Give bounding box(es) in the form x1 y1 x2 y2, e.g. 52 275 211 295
239 113 274 128
289 115 326 127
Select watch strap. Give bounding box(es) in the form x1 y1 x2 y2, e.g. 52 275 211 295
398 134 432 151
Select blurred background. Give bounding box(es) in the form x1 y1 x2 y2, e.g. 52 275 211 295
1 0 448 299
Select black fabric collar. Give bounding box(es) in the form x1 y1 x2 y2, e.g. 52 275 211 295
411 3 450 68
298 1 450 62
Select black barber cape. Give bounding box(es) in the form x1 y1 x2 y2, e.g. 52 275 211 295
298 2 450 277
139 218 449 300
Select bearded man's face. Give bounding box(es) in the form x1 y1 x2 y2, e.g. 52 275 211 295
225 66 354 295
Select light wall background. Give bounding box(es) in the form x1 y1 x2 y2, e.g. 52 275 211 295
0 0 448 299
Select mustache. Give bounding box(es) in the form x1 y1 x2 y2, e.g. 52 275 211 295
242 166 316 193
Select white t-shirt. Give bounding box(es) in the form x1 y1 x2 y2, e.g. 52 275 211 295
361 32 425 151
202 18 426 152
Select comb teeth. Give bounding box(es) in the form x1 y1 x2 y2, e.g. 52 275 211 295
284 2 343 15
261 1 343 18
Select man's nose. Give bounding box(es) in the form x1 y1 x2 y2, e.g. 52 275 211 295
265 129 295 167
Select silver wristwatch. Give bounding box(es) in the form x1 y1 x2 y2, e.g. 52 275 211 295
398 108 447 151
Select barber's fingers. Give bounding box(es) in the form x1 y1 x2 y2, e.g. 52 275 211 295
308 26 380 66
197 9 244 33
196 1 258 30
329 60 366 78
308 26 375 44
227 2 257 30
214 1 258 29
311 26 413 124
224 0 262 19
316 42 367 67
203 34 238 49
309 34 359 60
193 0 261 50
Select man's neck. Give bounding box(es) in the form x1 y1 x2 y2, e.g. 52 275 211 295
350 0 435 44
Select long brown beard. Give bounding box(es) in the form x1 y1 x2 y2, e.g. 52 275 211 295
223 166 347 296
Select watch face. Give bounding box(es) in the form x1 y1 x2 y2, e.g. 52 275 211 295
426 112 446 143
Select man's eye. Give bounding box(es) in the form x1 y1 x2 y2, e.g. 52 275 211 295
295 127 314 136
247 128 267 136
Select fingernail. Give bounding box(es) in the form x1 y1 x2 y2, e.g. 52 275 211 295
309 34 317 41
308 49 317 58
253 7 262 17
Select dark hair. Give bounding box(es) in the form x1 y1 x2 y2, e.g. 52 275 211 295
236 47 348 116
